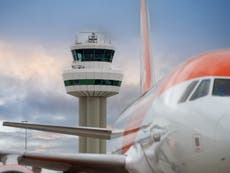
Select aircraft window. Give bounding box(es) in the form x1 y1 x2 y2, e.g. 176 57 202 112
213 79 230 96
190 79 210 101
178 80 198 103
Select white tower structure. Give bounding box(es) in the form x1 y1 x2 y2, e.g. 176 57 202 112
63 32 123 153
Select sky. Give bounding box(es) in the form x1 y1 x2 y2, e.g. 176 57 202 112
1 0 230 172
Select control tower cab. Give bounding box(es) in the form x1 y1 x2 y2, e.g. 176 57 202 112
63 32 123 153
64 32 122 97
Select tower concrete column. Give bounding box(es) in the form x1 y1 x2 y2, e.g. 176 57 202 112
79 97 107 153
79 97 87 153
86 97 100 153
99 97 106 153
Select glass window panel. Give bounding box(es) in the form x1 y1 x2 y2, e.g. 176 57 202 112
76 49 83 61
104 50 113 62
190 79 210 101
106 80 110 85
95 49 105 61
73 80 80 85
81 80 94 85
83 49 94 60
71 49 115 62
213 79 230 96
95 80 100 85
110 50 115 62
64 80 121 86
178 80 199 103
71 50 76 61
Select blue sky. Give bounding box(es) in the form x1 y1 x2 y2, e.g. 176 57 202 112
0 0 139 43
151 0 230 57
1 0 230 56
0 0 230 172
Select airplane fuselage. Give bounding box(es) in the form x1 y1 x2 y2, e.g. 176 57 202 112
114 51 230 173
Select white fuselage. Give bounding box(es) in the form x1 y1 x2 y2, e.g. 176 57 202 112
114 76 230 173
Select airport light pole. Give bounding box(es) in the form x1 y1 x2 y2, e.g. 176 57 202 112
21 121 28 151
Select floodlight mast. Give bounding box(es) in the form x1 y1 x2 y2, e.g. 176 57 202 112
63 32 123 153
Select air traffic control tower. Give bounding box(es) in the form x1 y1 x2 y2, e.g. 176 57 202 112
63 33 123 153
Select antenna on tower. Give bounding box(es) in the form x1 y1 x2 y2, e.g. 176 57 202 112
78 32 111 44
88 32 98 43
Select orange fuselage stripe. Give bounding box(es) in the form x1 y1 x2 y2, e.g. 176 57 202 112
158 50 230 95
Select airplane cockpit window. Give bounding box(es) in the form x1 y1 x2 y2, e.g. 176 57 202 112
213 79 230 96
178 80 199 103
190 79 210 101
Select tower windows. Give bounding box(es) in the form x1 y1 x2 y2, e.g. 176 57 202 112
76 49 83 61
71 49 114 62
64 79 122 87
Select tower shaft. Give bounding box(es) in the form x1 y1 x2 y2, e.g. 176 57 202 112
79 97 106 153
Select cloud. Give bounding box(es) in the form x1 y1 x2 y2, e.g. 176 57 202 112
31 133 62 141
0 129 77 154
114 38 140 86
0 41 67 82
0 41 75 122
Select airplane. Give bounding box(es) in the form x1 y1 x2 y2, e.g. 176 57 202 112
1 0 230 173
